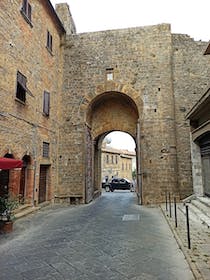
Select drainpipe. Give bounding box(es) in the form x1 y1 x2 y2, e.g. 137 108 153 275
32 125 38 207
137 119 142 205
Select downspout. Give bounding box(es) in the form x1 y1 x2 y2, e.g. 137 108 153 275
137 119 142 205
32 125 38 207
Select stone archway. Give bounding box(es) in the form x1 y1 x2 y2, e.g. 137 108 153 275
85 90 142 203
20 155 33 204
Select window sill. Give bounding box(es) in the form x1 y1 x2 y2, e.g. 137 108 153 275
20 10 33 28
42 113 50 118
15 98 26 105
46 46 53 56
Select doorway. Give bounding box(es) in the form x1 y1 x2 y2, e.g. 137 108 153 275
199 133 210 196
86 91 140 203
38 165 49 203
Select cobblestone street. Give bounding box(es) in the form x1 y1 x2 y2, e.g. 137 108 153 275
0 192 194 280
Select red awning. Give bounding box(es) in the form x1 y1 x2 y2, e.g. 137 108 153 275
0 158 23 170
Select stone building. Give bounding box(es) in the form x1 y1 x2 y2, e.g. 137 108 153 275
101 145 135 182
56 5 209 204
186 43 210 198
186 88 210 197
0 1 209 206
0 0 66 205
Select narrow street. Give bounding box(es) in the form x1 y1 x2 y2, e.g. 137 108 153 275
0 191 194 280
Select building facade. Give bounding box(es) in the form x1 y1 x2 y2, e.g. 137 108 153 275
101 146 135 182
0 1 210 206
185 44 210 198
0 0 66 205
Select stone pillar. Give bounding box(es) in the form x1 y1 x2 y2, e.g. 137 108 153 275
190 137 203 196
9 168 21 198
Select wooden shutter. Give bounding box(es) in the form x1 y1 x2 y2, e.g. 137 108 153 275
43 91 50 116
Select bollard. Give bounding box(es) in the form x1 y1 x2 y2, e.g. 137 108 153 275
165 191 168 212
169 192 172 218
186 205 191 249
174 197 177 228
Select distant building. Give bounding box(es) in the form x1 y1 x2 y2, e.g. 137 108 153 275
101 145 136 182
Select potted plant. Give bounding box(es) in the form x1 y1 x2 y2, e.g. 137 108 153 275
0 195 19 233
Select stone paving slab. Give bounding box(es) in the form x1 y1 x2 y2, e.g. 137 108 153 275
0 192 195 280
161 203 210 280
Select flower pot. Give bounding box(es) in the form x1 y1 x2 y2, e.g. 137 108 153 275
0 220 13 233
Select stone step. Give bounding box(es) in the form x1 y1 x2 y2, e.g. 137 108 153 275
14 206 40 220
197 196 210 207
14 204 32 214
191 198 210 220
180 201 210 228
178 203 200 223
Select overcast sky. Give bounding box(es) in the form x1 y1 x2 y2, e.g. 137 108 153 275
51 0 208 151
51 0 209 41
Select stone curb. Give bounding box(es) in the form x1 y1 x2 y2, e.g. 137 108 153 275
160 205 204 280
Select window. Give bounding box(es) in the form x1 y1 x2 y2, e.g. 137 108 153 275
16 71 33 103
115 155 118 164
47 31 53 53
43 142 50 158
106 155 109 164
111 155 114 164
106 68 114 81
43 91 50 116
21 0 32 25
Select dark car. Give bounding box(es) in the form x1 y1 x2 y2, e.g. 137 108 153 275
102 178 134 192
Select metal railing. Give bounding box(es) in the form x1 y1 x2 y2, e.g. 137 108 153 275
165 191 191 249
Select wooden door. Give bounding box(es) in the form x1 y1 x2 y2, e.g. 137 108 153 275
202 156 210 196
38 165 48 203
0 170 9 197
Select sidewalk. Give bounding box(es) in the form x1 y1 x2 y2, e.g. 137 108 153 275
161 202 210 280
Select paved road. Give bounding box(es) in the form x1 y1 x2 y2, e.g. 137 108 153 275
0 191 194 280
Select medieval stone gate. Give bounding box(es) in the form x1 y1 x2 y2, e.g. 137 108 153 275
52 5 210 205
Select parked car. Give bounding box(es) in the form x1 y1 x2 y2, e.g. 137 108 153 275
102 178 134 192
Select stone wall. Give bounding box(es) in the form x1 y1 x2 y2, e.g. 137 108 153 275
59 24 177 204
172 35 210 198
59 20 210 204
0 0 64 203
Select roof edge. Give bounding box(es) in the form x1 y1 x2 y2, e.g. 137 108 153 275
45 0 66 34
186 88 210 119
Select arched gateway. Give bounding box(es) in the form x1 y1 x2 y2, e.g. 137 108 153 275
57 78 179 205
85 83 143 203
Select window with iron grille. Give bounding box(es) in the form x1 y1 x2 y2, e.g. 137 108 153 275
43 91 50 116
47 31 53 53
43 142 50 158
21 0 32 24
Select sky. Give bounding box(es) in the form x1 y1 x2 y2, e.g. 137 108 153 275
51 0 209 41
105 131 136 152
51 0 208 151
